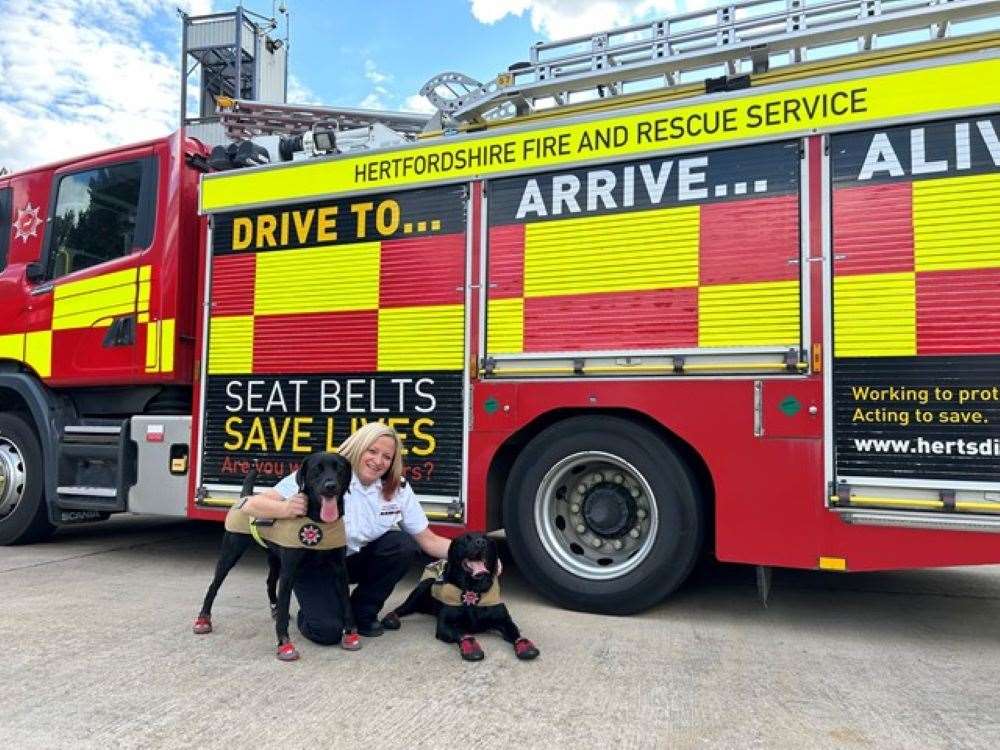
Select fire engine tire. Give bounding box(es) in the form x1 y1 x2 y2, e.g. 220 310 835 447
0 413 55 545
503 416 704 615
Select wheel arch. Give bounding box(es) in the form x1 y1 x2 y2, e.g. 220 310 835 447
0 368 73 526
485 406 716 552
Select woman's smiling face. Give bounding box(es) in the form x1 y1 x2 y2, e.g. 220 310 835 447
357 435 396 486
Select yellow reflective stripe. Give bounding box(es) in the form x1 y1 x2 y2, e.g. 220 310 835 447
24 330 52 378
698 280 800 347
914 173 1000 272
145 320 159 372
209 316 254 374
833 272 915 356
524 206 699 297
201 58 1000 211
0 333 24 360
254 243 380 315
160 318 175 373
378 304 463 371
143 318 174 374
52 267 140 331
486 298 524 354
819 557 847 571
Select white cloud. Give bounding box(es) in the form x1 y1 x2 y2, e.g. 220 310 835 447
468 0 708 40
357 59 393 109
364 59 390 85
286 74 320 105
0 0 213 173
358 91 388 110
402 94 436 114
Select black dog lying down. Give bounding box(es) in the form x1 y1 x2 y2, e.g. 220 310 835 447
193 452 357 660
385 532 539 662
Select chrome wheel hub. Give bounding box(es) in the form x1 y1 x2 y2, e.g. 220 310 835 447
534 451 658 580
0 438 27 520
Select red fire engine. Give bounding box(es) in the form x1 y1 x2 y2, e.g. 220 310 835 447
1 0 998 613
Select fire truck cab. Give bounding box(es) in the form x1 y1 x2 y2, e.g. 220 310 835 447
0 132 208 543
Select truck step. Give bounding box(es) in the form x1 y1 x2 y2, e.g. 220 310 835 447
56 420 133 514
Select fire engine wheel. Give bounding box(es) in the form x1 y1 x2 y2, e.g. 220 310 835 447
0 413 54 545
503 416 703 615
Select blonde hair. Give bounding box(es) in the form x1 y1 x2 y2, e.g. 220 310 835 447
337 422 403 499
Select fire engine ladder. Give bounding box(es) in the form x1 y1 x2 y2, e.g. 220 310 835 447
213 95 431 147
422 0 1000 125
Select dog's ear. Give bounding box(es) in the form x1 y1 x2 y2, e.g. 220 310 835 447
486 538 500 575
295 454 312 493
444 535 464 579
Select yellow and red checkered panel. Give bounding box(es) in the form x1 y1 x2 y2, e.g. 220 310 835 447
833 172 1000 357
2 263 175 380
486 192 800 353
208 232 465 374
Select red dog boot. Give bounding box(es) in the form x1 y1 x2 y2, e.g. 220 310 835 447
458 635 485 662
341 629 362 651
192 616 212 635
514 637 539 660
276 642 300 661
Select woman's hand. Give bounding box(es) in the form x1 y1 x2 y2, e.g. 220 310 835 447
282 493 307 518
413 528 452 559
241 490 306 519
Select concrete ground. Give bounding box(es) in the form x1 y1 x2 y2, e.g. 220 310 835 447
1 515 998 750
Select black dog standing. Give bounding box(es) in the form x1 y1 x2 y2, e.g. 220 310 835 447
193 452 358 660
386 532 539 662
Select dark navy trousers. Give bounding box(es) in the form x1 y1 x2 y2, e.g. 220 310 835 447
294 530 418 645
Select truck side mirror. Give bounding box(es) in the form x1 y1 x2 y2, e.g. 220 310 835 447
25 262 46 283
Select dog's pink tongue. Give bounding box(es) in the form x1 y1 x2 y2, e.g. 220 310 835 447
467 559 489 577
320 498 339 523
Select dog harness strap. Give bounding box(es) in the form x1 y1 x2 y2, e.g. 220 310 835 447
249 520 267 548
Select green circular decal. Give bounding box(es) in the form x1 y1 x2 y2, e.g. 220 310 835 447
484 397 500 414
778 395 802 416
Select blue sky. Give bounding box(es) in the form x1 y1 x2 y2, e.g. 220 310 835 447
2 0 991 173
0 0 712 172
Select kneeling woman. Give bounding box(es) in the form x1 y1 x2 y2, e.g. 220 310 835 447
240 422 452 643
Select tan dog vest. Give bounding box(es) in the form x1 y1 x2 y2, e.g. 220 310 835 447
422 560 501 607
224 507 347 550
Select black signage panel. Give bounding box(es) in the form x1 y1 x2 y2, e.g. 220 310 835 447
201 371 463 495
831 114 1000 187
834 356 1000 483
213 184 467 255
489 140 800 226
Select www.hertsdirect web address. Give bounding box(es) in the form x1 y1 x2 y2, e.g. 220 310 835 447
853 438 1000 456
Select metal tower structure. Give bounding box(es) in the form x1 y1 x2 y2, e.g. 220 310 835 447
180 4 290 146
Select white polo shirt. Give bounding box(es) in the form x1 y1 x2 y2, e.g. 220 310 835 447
272 471 429 555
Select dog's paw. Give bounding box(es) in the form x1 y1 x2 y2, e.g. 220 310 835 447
514 637 539 660
459 636 485 662
276 642 300 661
381 612 401 631
192 616 212 635
341 630 362 651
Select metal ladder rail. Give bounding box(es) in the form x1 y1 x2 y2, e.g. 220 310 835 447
213 96 431 140
430 0 1000 124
